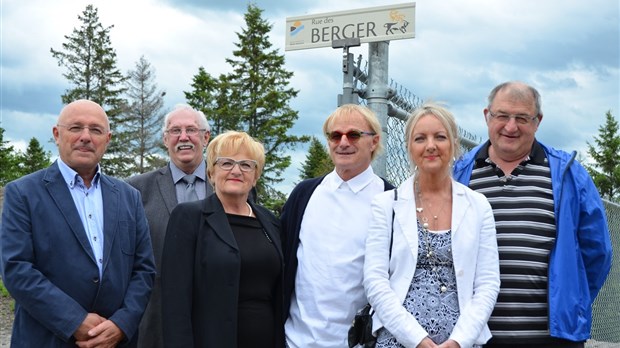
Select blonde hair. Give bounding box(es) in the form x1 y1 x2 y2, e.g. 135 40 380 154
206 131 265 182
405 102 460 170
322 104 384 161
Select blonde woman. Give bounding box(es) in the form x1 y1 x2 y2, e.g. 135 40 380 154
161 131 284 348
364 103 500 348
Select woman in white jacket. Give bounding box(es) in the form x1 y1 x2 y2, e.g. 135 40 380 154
364 102 500 348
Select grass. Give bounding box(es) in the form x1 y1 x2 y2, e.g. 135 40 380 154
0 278 15 312
0 279 9 298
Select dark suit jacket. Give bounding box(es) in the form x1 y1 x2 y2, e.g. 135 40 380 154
126 163 213 348
0 161 156 347
161 193 284 348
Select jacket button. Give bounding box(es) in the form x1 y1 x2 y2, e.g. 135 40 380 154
92 278 100 283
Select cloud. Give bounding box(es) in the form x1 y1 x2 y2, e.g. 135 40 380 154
1 0 618 193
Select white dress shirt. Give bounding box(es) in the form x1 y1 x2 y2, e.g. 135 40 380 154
57 158 105 278
285 166 385 348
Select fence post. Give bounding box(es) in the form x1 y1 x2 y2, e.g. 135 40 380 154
366 41 390 179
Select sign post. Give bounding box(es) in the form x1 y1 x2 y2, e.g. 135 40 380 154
285 3 416 178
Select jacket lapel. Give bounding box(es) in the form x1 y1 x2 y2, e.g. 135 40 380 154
203 195 239 251
450 180 470 237
100 175 120 273
252 203 283 259
157 165 178 214
393 177 419 256
44 162 96 263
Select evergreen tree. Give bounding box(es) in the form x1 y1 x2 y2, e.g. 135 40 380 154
50 4 128 176
224 4 309 210
300 137 333 180
0 127 21 186
124 55 166 174
184 68 240 137
586 110 620 201
18 138 52 175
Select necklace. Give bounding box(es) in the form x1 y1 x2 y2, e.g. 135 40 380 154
245 202 253 217
414 177 453 293
414 179 449 231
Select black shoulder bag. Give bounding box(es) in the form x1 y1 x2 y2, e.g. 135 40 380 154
348 189 397 348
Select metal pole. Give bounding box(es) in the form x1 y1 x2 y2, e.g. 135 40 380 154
366 41 390 178
333 38 360 106
339 51 357 105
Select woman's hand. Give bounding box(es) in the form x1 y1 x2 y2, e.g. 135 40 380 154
416 337 439 348
437 339 461 348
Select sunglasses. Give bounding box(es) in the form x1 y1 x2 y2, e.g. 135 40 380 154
325 130 376 142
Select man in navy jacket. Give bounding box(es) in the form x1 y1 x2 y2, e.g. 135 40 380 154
1 100 155 347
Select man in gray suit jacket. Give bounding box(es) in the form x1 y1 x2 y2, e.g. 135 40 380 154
127 104 212 348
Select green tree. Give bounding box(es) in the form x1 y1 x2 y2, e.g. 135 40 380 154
0 127 21 186
224 4 309 210
586 110 620 201
51 4 129 176
124 55 167 174
18 138 52 175
300 137 333 180
184 67 239 137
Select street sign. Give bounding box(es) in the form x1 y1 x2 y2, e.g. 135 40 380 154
285 2 415 51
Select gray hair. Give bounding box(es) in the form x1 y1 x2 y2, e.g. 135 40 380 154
487 81 542 117
162 104 210 134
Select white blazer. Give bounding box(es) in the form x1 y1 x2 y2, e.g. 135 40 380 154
364 176 500 348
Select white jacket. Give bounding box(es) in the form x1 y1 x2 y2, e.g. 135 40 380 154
364 176 500 348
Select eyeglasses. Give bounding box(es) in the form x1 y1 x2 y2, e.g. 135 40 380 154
215 157 258 172
57 124 107 136
325 130 376 142
165 127 206 136
487 110 538 125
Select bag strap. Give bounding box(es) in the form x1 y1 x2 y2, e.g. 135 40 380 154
389 189 397 260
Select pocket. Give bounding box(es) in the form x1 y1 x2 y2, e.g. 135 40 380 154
118 220 136 255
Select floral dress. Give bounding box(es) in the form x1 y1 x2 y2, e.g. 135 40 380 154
376 222 459 347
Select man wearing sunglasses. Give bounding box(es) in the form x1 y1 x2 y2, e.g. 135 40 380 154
282 104 394 347
126 104 212 348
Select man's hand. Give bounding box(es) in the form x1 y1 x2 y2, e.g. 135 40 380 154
74 313 106 341
75 318 125 348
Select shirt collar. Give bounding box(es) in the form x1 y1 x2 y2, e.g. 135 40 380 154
474 139 545 168
170 160 206 184
57 158 101 189
324 165 376 193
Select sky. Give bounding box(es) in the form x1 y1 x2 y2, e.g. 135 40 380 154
1 0 619 194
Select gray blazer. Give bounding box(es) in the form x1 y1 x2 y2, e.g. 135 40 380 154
126 163 212 348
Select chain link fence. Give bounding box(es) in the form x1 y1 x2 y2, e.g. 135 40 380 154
591 200 620 344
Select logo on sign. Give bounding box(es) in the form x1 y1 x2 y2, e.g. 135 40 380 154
289 21 304 37
384 10 409 35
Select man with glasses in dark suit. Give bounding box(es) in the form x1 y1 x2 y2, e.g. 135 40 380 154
127 104 211 348
1 100 155 347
